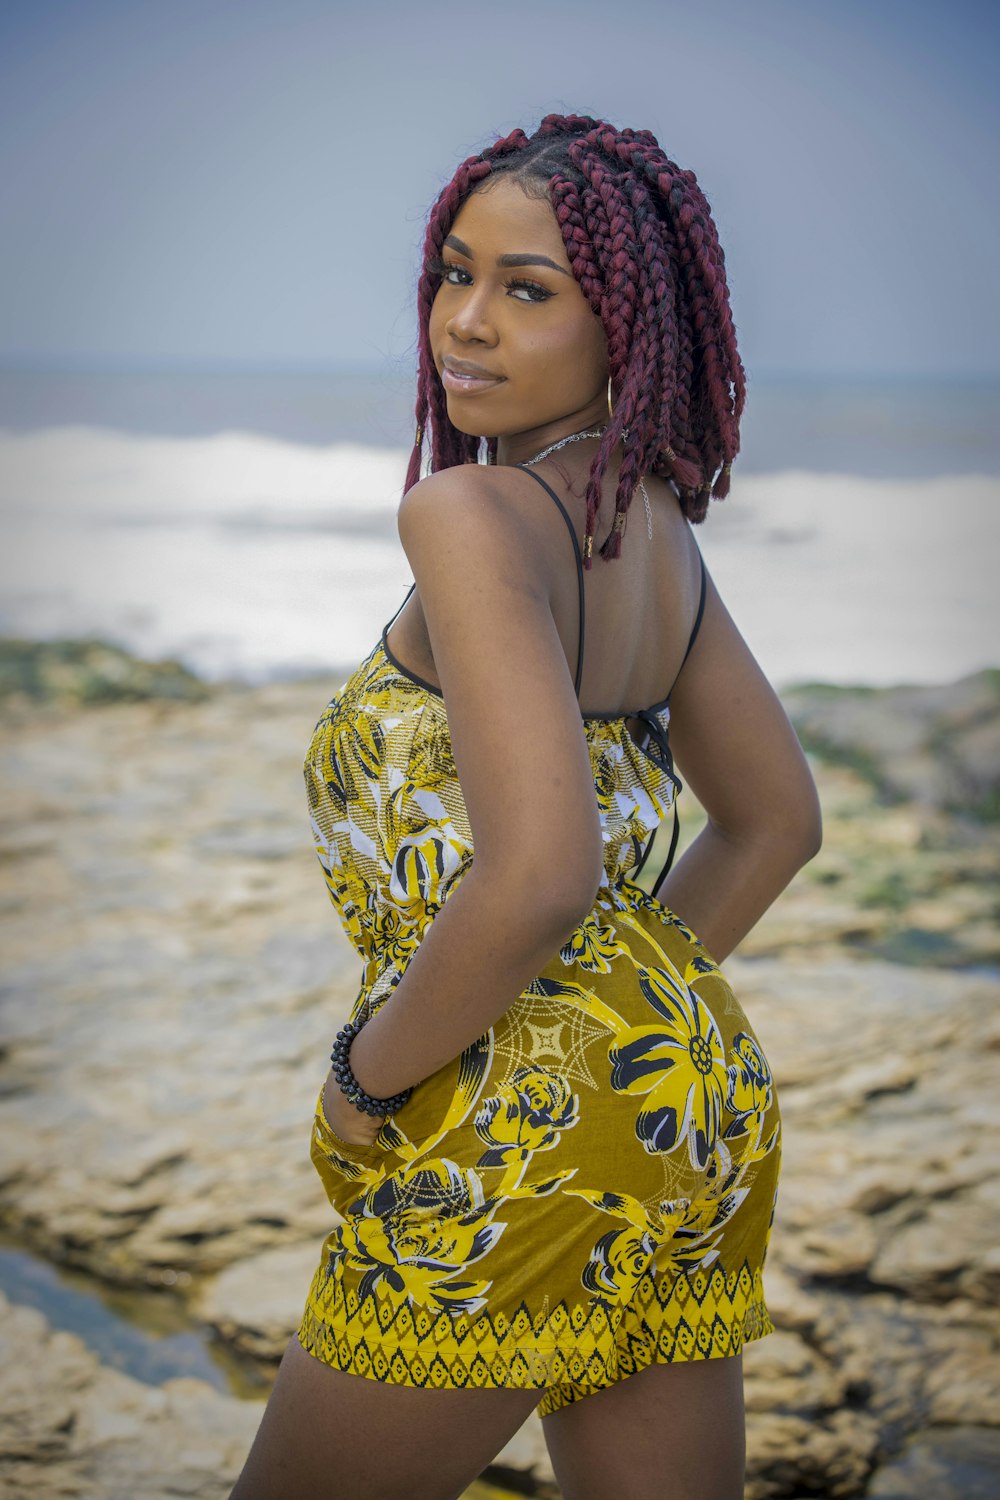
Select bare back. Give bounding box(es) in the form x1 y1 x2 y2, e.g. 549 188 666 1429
386 461 701 739
385 456 822 851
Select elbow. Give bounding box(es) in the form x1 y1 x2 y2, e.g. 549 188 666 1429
804 812 824 861
774 758 825 863
798 781 825 861
554 875 604 936
714 802 823 869
478 844 602 942
526 868 602 939
541 897 600 951
775 804 823 866
781 811 823 870
772 770 824 864
541 836 606 931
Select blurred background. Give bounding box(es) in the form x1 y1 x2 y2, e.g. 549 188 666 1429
1 0 997 686
1 3 997 1498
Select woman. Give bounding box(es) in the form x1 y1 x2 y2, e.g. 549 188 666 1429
231 114 822 1500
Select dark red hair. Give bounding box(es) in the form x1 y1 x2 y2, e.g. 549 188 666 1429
405 114 746 562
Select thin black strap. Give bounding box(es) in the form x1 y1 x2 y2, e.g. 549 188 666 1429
635 550 708 894
659 548 707 700
383 581 416 636
678 549 707 680
514 465 586 696
649 802 682 892
382 463 593 694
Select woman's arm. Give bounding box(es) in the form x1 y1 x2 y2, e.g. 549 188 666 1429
349 860 591 1103
652 822 818 967
653 565 824 963
348 464 605 1103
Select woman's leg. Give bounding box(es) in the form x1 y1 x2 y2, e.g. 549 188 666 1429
227 1332 544 1500
539 1352 746 1500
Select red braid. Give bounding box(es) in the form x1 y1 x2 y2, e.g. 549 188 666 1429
406 115 745 560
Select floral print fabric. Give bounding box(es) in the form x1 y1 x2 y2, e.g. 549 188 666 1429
297 633 782 1414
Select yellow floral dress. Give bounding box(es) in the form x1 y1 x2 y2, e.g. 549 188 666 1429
297 466 782 1417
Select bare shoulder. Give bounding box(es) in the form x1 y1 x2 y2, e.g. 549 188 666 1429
396 464 554 600
394 463 604 905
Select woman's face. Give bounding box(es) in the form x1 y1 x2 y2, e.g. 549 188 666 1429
427 175 610 467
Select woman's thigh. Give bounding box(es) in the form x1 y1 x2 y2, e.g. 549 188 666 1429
227 1333 543 1500
540 1352 746 1500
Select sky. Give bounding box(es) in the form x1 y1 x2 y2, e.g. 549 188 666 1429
1 0 997 379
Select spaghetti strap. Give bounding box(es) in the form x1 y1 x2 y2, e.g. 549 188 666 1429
680 550 707 675
383 469 703 900
632 548 708 894
515 465 586 697
660 548 707 700
382 581 416 637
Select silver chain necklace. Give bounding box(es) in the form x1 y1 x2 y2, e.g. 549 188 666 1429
521 427 654 541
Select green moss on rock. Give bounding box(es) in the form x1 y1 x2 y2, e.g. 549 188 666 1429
0 637 211 705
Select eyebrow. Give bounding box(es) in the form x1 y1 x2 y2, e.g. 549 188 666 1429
443 234 573 277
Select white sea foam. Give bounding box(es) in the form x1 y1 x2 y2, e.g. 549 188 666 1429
0 425 995 690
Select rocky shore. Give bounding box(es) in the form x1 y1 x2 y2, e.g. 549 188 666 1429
0 639 997 1499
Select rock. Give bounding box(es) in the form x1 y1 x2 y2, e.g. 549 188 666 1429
742 1327 843 1414
865 1426 1000 1498
0 1289 262 1498
751 1261 821 1340
0 670 997 1497
191 1241 325 1362
870 1194 998 1302
744 1407 881 1498
925 1343 1000 1427
0 635 212 706
781 668 1000 821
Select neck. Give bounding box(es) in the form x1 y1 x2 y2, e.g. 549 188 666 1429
496 423 608 469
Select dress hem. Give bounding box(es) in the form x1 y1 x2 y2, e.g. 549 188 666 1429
295 1288 777 1415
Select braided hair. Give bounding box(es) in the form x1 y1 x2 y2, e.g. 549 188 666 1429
405 114 746 562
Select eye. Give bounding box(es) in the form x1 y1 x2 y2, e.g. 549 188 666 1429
426 255 552 304
505 275 552 304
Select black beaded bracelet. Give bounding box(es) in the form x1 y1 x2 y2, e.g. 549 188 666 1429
330 1015 413 1117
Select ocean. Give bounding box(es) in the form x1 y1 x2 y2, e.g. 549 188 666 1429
0 366 997 692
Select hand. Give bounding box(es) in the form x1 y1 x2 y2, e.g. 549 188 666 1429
322 1067 386 1148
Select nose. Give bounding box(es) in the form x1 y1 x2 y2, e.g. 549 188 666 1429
444 282 499 344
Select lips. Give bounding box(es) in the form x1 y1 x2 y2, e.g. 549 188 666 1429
442 357 502 379
441 363 504 394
